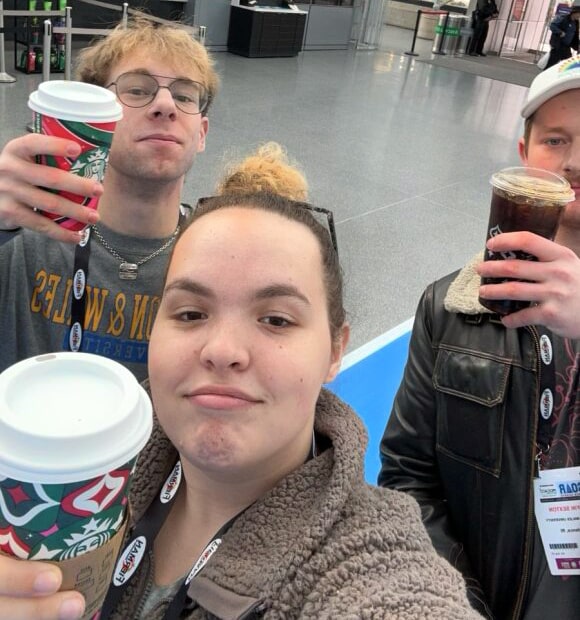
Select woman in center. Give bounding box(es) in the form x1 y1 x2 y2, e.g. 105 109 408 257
113 160 481 616
0 146 481 619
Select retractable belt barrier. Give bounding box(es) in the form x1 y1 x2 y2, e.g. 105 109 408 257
0 0 206 86
404 9 449 57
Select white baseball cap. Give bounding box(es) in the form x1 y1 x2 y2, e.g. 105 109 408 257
521 54 580 118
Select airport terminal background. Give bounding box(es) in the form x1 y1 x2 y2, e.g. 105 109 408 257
0 1 536 482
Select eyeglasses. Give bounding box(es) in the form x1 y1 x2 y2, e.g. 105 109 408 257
195 196 339 256
106 72 209 115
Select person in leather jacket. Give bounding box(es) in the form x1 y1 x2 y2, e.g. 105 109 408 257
379 56 580 620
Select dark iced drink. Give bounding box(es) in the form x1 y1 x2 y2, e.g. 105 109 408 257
479 167 575 315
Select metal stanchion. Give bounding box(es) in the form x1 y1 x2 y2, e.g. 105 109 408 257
404 9 422 57
1 0 207 91
404 9 449 58
0 0 16 82
64 6 71 79
76 0 204 37
3 0 206 94
43 19 51 81
2 5 66 87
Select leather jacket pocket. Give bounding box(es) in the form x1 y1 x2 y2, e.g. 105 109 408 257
433 348 510 476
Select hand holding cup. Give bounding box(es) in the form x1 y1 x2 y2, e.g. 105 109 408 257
478 166 575 315
0 134 104 243
478 231 580 337
0 353 152 620
0 555 85 620
14 80 123 242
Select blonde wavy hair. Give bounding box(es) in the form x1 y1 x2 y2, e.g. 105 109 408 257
75 15 219 115
216 142 308 201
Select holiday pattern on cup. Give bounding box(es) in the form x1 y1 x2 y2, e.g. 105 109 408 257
0 459 135 560
33 113 117 230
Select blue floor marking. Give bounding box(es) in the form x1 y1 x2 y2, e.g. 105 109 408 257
326 325 412 485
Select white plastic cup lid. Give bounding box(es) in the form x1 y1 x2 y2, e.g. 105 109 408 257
0 352 152 484
28 81 123 123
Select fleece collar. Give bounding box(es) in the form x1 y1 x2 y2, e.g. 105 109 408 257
443 252 493 315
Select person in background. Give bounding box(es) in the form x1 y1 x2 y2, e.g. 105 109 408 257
0 17 218 382
546 1 580 69
0 154 483 620
468 0 499 57
379 56 580 619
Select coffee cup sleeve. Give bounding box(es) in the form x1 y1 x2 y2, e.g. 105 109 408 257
0 513 129 620
55 512 129 620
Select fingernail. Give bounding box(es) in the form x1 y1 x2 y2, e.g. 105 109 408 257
69 230 82 243
87 210 100 224
59 597 85 620
65 145 81 157
33 569 60 593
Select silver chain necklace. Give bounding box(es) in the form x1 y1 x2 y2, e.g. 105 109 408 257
91 224 180 280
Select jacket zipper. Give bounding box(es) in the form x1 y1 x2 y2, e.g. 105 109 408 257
134 550 155 619
510 325 541 619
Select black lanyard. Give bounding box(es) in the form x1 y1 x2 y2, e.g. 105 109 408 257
536 328 556 473
100 434 317 618
100 460 244 620
64 206 191 352
66 227 92 351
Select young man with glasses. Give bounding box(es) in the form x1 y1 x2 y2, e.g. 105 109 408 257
379 57 580 619
0 17 218 382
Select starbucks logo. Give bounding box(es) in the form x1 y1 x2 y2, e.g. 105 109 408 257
70 148 109 183
28 511 124 561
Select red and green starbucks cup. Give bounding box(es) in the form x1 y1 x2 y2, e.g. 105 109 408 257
28 81 123 231
0 352 152 620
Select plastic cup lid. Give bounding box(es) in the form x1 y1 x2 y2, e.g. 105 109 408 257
491 166 575 205
0 353 152 484
28 80 123 123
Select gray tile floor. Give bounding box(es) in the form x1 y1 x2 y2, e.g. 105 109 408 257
0 26 529 353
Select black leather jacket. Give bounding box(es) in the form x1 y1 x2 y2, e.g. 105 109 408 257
378 257 579 619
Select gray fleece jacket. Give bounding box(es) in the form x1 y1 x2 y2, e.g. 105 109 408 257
111 387 482 619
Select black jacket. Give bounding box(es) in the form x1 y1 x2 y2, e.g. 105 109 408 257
549 13 579 49
474 0 499 22
378 255 580 619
